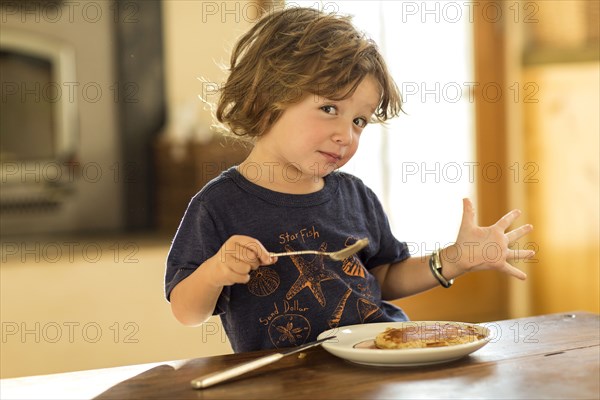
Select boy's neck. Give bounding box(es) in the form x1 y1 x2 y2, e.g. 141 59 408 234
237 150 325 195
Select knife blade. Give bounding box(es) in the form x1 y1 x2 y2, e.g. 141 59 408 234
190 336 336 390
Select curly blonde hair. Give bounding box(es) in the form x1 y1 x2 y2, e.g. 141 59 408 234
216 7 402 138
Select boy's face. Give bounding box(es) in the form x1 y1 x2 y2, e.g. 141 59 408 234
260 75 380 181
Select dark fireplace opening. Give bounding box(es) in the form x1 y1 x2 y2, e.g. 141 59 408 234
1 52 55 161
0 0 165 235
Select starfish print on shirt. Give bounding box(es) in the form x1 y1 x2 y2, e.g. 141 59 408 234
285 242 341 307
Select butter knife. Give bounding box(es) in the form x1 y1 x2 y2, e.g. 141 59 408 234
190 336 336 389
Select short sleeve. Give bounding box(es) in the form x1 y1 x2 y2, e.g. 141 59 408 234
164 196 226 313
361 188 411 269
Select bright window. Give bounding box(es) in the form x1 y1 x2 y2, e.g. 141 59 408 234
293 1 475 254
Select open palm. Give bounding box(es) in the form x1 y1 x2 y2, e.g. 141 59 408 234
450 198 534 280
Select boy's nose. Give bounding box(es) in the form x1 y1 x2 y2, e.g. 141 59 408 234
332 122 354 145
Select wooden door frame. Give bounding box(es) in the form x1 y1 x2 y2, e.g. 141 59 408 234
472 0 513 318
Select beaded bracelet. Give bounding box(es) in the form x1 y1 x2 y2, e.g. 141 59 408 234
429 249 454 288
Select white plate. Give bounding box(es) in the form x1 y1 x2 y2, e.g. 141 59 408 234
317 321 490 367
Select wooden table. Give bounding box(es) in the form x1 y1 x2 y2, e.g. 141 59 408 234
2 312 599 399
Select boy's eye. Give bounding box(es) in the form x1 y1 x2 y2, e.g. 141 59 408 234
354 117 368 128
320 105 337 115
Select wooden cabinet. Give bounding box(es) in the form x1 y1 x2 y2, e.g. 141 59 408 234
154 136 250 233
504 0 600 315
523 63 599 314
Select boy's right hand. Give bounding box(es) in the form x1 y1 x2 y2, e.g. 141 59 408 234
207 235 277 287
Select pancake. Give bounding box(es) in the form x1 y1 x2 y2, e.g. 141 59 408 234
374 323 485 349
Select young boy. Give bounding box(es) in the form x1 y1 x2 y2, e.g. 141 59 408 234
165 7 534 352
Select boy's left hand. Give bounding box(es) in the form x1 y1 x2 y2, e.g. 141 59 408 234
445 198 535 280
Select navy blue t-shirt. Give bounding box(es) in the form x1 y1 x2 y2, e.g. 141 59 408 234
165 167 410 352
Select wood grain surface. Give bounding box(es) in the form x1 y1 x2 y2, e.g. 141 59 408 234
94 312 599 399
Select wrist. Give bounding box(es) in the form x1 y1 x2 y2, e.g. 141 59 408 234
204 255 227 290
439 245 468 278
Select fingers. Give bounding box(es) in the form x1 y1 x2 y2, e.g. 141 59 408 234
215 235 277 286
460 198 476 228
502 262 527 280
456 201 533 281
506 249 536 261
495 209 522 231
225 265 254 284
506 224 534 244
227 235 276 267
251 240 278 266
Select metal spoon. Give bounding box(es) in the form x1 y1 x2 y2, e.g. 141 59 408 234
269 238 369 261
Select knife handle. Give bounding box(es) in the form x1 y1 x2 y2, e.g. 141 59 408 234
191 353 284 389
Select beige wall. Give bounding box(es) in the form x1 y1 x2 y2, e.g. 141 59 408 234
0 237 232 378
161 0 256 140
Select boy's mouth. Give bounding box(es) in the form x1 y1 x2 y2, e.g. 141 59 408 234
318 151 342 163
